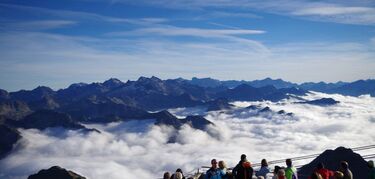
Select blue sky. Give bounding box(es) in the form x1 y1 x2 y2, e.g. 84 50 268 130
1 0 375 91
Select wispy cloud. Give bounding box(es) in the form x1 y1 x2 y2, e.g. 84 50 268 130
107 25 269 55
1 28 374 91
291 5 375 25
0 20 77 31
293 6 373 16
0 3 168 26
192 11 263 20
107 0 375 25
110 25 265 37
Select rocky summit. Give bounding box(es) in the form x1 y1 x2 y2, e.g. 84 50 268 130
28 166 86 179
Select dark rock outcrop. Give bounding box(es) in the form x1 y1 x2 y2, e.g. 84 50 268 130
28 166 86 179
0 100 32 119
60 96 149 123
17 110 86 130
259 106 271 113
299 98 339 106
153 110 181 127
0 124 21 159
28 96 60 110
0 89 10 101
153 110 213 130
206 98 233 111
181 115 214 130
299 147 370 179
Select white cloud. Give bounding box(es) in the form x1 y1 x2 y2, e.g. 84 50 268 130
293 6 373 16
127 26 266 36
0 92 374 179
0 3 168 26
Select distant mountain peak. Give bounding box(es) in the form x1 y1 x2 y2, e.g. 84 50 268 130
104 78 122 83
33 86 54 92
68 82 88 88
103 78 123 87
137 76 162 82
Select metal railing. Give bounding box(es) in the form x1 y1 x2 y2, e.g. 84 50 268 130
180 144 375 178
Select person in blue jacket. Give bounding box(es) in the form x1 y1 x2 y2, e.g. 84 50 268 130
256 159 271 178
206 159 222 179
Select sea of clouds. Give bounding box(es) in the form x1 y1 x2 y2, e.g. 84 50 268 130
0 92 374 179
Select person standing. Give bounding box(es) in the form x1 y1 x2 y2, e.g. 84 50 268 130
256 159 271 179
369 160 375 179
232 154 253 179
206 159 222 179
285 159 298 179
218 160 228 179
315 163 334 179
163 172 171 179
339 161 352 179
272 166 282 179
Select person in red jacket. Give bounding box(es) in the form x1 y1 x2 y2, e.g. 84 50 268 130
315 163 334 179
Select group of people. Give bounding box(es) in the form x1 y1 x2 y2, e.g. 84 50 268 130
163 168 186 179
309 160 375 179
308 161 351 179
162 154 375 179
201 154 298 179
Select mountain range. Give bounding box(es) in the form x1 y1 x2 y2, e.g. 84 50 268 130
186 77 375 96
0 76 373 159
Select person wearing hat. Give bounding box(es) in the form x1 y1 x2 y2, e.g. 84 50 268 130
232 154 253 179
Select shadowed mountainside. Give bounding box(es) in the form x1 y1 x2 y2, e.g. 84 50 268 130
28 166 86 179
298 147 370 179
